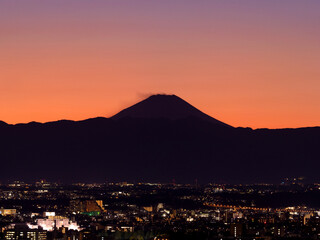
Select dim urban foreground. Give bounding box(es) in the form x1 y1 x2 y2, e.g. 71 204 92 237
1 179 320 240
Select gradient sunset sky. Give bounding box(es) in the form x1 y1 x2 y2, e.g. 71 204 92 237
1 0 320 128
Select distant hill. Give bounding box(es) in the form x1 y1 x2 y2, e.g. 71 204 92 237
0 95 319 184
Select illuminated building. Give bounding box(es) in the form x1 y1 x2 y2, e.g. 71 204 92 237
230 223 243 238
304 213 312 225
70 200 104 215
36 217 80 231
43 212 55 217
4 224 46 240
35 180 51 188
143 206 153 212
272 225 286 237
0 208 17 216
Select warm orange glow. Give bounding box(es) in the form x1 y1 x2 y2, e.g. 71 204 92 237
1 1 319 129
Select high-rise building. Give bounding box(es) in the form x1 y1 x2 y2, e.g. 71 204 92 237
230 223 243 238
69 200 104 215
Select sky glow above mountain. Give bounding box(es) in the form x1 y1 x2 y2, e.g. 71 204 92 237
1 0 320 128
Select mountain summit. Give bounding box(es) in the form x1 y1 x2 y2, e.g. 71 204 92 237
0 93 320 183
112 94 231 127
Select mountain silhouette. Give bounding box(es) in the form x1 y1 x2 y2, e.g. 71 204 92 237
0 94 319 184
112 94 231 127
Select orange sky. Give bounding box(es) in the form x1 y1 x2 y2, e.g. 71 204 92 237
1 1 320 128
